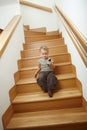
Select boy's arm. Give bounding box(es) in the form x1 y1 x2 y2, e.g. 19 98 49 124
34 64 41 78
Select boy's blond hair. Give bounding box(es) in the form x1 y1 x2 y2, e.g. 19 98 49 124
40 46 49 52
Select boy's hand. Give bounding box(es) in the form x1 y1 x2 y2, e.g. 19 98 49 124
47 58 53 65
47 61 53 65
34 73 37 78
34 65 41 79
47 59 55 69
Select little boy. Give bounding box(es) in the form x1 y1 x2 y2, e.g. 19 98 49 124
34 46 58 97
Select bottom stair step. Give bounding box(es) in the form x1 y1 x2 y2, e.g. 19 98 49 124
7 108 87 130
12 88 82 112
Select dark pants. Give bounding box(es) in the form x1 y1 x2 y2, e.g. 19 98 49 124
37 71 58 92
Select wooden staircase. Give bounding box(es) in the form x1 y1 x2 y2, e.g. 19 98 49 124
2 26 87 130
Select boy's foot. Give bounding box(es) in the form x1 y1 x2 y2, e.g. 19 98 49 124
48 90 53 97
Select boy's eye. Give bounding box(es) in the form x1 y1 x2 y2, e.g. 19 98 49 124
42 53 47 55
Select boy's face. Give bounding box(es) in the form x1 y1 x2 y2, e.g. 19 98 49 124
40 49 48 59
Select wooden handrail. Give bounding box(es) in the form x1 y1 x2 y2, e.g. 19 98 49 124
20 0 52 13
0 15 21 57
55 5 87 67
0 28 3 33
55 5 87 52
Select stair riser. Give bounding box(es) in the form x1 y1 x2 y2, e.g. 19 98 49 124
21 46 67 58
25 33 62 43
25 27 46 33
13 97 82 113
19 65 75 79
18 54 71 69
24 31 46 36
2 105 14 130
6 123 87 130
16 78 77 93
24 30 59 37
23 38 64 49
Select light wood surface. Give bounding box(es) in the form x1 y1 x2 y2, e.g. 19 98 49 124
17 63 75 79
18 53 71 69
2 105 14 129
7 108 87 130
2 26 87 130
21 45 68 58
20 0 52 13
16 74 75 85
23 38 65 49
24 27 46 36
25 33 62 43
0 15 21 57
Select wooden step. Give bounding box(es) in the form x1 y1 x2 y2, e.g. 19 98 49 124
18 53 71 69
17 63 75 79
23 38 65 50
16 74 76 85
3 25 87 130
21 45 68 58
46 30 59 35
24 30 46 36
25 33 62 43
23 25 30 30
6 108 87 130
24 29 59 36
12 88 82 113
29 27 46 33
15 77 79 94
15 74 78 94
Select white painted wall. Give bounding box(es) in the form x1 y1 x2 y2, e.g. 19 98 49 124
0 2 21 29
55 0 87 100
0 3 24 130
20 0 59 32
55 0 87 39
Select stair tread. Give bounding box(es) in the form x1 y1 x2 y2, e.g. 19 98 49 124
25 27 46 32
7 108 87 129
24 37 64 44
4 25 87 130
13 88 82 104
19 62 71 71
22 44 66 52
16 73 76 85
25 33 61 37
21 52 69 60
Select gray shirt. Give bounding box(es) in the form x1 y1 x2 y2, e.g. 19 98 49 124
38 58 53 72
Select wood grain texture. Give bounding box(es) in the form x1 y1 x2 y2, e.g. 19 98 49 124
2 26 87 130
23 38 65 49
20 0 52 13
0 15 21 57
7 108 87 130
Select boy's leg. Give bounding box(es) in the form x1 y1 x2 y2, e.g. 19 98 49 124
37 72 48 92
47 72 58 97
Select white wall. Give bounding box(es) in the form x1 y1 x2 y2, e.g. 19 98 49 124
0 2 21 29
0 3 24 130
55 0 87 39
55 0 87 100
20 0 59 32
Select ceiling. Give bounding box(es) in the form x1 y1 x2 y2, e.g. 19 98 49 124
0 0 18 6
